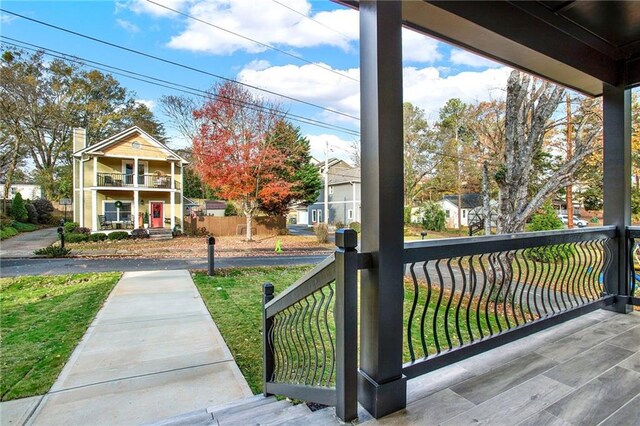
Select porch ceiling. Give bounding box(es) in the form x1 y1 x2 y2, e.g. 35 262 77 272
338 0 640 96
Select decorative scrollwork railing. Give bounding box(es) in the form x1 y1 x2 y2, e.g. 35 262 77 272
262 229 361 422
402 226 616 378
626 227 640 306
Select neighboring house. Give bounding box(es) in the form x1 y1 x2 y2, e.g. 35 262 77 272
305 159 361 226
72 126 188 232
1 182 42 200
439 194 483 229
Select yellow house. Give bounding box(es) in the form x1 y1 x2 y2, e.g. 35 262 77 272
72 126 188 233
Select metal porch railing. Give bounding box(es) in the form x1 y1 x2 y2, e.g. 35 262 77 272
96 173 180 189
401 226 616 378
626 226 640 306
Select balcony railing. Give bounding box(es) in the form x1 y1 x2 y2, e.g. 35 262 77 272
96 173 180 189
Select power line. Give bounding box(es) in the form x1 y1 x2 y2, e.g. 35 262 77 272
270 0 354 41
145 0 358 83
0 9 360 122
1 37 360 137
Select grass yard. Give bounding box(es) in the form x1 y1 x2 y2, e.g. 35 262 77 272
0 273 120 401
192 266 313 394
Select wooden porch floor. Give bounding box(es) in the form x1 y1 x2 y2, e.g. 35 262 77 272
371 309 640 426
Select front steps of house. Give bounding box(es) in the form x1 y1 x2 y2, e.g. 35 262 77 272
148 227 173 240
149 394 372 426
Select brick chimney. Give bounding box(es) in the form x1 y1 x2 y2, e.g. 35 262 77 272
73 128 87 153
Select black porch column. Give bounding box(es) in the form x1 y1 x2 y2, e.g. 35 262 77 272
358 0 407 418
603 83 632 313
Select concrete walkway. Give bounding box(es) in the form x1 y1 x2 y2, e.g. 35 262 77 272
0 228 58 259
19 270 252 426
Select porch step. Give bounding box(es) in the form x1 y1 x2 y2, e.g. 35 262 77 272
148 228 173 240
149 394 356 426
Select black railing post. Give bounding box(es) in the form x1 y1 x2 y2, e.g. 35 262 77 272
207 236 215 276
262 282 275 396
335 228 358 422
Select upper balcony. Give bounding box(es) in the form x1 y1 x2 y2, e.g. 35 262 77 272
96 173 180 190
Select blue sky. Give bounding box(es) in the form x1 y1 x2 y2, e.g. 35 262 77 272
1 0 511 160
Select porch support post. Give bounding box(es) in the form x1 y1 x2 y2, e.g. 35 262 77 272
170 192 175 230
79 156 84 227
91 189 97 232
93 156 97 186
603 84 632 313
134 190 139 229
358 0 406 418
171 161 175 190
134 157 139 188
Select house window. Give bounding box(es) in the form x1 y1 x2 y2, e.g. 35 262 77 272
445 210 450 218
348 209 353 220
104 202 132 222
317 209 323 223
312 210 317 222
462 209 467 218
329 186 334 195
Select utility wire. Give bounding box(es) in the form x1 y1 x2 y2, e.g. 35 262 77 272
0 9 360 122
270 0 354 41
1 37 360 137
145 0 358 83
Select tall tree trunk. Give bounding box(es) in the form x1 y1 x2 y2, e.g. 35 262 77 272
483 161 491 235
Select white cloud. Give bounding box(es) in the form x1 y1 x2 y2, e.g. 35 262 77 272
450 48 501 69
136 99 156 110
165 1 358 55
0 14 16 24
238 62 511 125
244 59 271 71
116 18 140 33
402 29 443 63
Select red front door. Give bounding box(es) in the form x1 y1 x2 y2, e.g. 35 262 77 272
150 202 163 228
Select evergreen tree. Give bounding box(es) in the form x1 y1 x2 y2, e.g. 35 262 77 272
10 193 28 222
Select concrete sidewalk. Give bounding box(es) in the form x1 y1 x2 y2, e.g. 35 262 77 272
21 270 252 425
0 228 58 259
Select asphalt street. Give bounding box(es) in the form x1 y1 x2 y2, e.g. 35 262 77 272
0 255 329 277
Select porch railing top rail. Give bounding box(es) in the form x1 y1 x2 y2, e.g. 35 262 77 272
627 226 640 238
404 226 616 263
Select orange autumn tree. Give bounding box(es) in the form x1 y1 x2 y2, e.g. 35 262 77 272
193 82 292 241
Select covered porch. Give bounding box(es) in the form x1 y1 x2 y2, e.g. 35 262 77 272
260 0 640 423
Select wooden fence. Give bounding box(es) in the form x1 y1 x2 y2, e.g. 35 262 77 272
183 215 286 236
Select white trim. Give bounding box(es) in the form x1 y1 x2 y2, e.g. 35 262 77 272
311 200 360 205
134 157 139 188
102 199 133 222
134 191 139 230
171 162 175 190
79 157 84 227
170 192 175 230
72 158 76 223
148 200 165 228
93 156 98 187
87 186 179 192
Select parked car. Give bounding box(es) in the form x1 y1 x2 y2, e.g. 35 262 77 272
558 215 588 227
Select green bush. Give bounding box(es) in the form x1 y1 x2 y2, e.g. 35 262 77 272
334 221 345 230
1 226 18 240
528 202 564 232
12 222 37 232
25 203 38 224
64 233 89 243
419 202 446 231
10 193 28 222
76 227 91 235
349 221 361 233
525 244 575 263
32 199 54 224
34 245 71 257
64 222 79 233
108 231 129 241
224 202 238 216
88 233 108 242
314 223 329 243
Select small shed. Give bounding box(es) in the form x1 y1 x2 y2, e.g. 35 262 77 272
204 200 227 217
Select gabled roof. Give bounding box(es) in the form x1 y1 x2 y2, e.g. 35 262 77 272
442 194 483 209
73 126 188 164
183 196 199 207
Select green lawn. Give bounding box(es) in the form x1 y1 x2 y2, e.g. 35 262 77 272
192 267 313 394
0 273 120 401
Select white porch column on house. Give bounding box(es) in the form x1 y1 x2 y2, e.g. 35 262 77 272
91 189 97 231
134 157 139 188
134 190 139 230
170 192 175 230
352 182 357 223
93 156 98 186
171 161 175 189
72 158 77 223
79 156 84 227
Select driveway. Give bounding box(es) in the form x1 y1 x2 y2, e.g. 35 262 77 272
0 228 58 259
20 270 252 425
